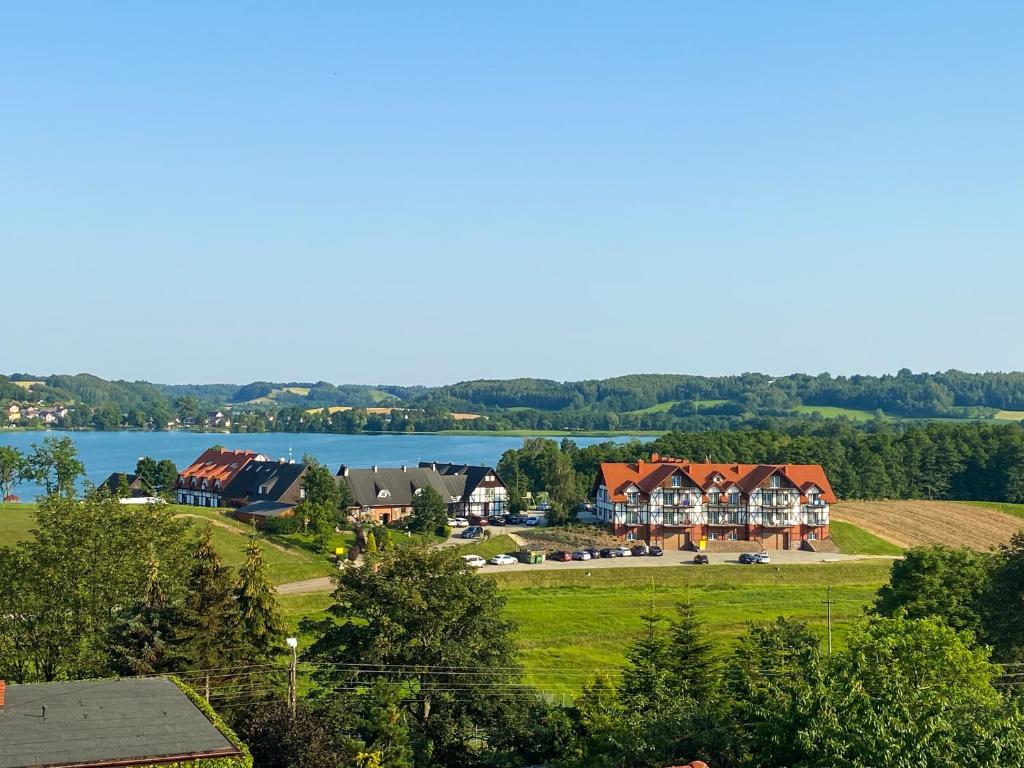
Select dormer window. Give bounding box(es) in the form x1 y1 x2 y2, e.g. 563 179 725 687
769 474 782 488
378 489 391 499
258 485 267 495
627 491 639 505
671 474 681 488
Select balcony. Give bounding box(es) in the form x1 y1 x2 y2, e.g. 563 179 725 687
761 515 799 528
663 513 695 526
708 512 747 526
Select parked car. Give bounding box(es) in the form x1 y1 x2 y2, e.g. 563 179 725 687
630 544 648 557
648 545 664 557
525 516 540 526
460 526 484 539
488 516 507 526
754 552 772 564
584 547 600 559
489 553 518 566
452 517 470 527
572 550 592 561
446 517 459 528
738 552 758 564
507 515 525 525
599 547 616 558
614 546 633 557
461 554 486 568
693 553 710 565
471 516 489 526
537 502 551 512
548 550 572 562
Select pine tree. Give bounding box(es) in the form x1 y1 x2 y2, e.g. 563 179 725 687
360 681 413 768
365 531 378 554
236 537 284 664
107 555 175 675
176 525 242 700
665 600 717 700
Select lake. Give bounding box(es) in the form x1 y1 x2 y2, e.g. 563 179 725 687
0 430 641 500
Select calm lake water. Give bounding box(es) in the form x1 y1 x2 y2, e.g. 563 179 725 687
0 430 640 500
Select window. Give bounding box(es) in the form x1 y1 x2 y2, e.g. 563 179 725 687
300 488 306 499
258 485 267 495
728 491 741 506
378 489 391 499
708 532 718 541
626 531 636 541
708 491 721 505
627 491 639 505
770 474 782 488
727 532 738 541
808 531 818 541
671 474 682 488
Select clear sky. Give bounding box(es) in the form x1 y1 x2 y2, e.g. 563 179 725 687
2 2 1022 385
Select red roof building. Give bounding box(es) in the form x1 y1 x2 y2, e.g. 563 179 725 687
174 448 268 508
593 454 835 551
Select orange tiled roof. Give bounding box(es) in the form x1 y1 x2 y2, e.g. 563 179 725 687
176 448 262 491
596 455 836 503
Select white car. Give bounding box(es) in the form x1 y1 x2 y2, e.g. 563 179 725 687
489 553 518 566
446 517 459 528
452 517 470 527
614 546 633 557
755 552 772 564
461 554 486 568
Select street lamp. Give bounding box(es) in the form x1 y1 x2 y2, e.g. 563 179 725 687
286 637 298 717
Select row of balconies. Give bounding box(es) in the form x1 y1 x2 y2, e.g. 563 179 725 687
619 509 828 527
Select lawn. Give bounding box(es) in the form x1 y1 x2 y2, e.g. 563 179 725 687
828 520 904 556
0 502 36 544
460 534 521 560
966 501 1024 521
492 560 891 695
793 405 878 421
624 401 678 415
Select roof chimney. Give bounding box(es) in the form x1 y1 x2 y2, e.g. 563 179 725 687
0 679 5 709
372 465 378 473
340 464 350 477
402 465 407 472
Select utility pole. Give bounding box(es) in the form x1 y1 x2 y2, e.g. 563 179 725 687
286 637 298 717
822 585 835 655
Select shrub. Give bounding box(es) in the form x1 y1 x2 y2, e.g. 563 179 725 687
263 515 302 534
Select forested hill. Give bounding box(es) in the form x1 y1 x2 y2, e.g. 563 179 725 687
5 369 1024 432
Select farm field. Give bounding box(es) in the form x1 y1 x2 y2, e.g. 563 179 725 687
832 500 1023 550
966 501 1024 520
278 560 892 697
994 410 1024 422
793 404 878 421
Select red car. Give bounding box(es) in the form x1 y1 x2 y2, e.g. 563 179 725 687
548 550 572 562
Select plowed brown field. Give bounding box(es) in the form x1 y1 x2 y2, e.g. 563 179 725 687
832 500 1023 550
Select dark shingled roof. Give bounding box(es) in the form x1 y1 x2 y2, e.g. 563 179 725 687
0 677 242 768
234 499 296 518
341 467 467 508
221 460 308 505
96 473 150 497
418 462 505 496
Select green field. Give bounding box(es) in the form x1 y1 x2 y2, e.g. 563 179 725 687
828 520 904 555
625 401 678 415
0 503 36 544
459 533 521 560
966 500 1024 520
278 559 892 696
793 405 878 421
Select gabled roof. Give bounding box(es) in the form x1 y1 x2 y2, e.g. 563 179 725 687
175 448 264 491
96 472 150 497
235 499 296 518
221 460 308 504
418 462 506 495
342 467 468 508
0 677 243 768
595 456 836 503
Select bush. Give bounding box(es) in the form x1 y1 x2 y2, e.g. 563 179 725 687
436 524 453 539
263 515 302 534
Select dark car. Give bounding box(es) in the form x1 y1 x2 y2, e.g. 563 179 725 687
507 515 525 525
584 547 600 559
548 550 572 562
738 552 757 564
460 526 484 540
693 553 710 565
599 547 617 558
488 516 507 526
648 545 664 557
630 544 648 557
471 516 489 526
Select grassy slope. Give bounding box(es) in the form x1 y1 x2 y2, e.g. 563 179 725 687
460 534 521 560
967 501 1024 520
495 560 892 694
0 503 36 544
829 520 904 555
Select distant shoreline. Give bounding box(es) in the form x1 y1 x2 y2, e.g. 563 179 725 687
0 426 663 439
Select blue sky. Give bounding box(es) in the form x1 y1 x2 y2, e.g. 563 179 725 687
2 2 1022 385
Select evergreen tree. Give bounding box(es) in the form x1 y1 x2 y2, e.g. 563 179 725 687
360 681 413 768
236 537 284 664
365 530 378 554
107 555 175 675
175 525 242 700
665 600 717 701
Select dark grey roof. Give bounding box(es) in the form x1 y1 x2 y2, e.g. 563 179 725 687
221 460 308 504
341 467 467 508
234 500 296 518
418 462 505 495
0 677 241 768
96 473 149 497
